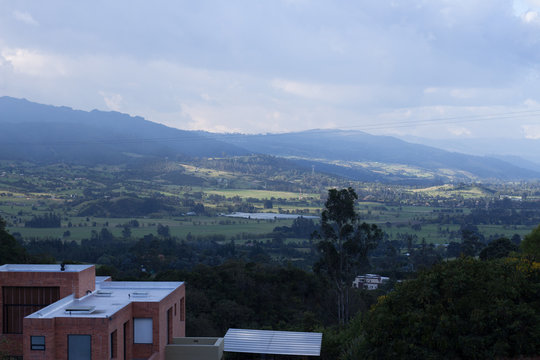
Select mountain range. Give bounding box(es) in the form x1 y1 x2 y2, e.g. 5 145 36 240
0 96 538 183
209 130 540 183
0 97 247 164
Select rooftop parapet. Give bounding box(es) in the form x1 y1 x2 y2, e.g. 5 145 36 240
0 264 93 272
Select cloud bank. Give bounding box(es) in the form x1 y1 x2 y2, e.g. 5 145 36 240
0 0 539 138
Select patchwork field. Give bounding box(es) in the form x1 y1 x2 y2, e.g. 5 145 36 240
1 162 539 246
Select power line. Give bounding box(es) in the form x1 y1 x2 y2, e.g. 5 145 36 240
1 108 538 146
337 108 540 132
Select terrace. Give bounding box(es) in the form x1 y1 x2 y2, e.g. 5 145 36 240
165 337 224 360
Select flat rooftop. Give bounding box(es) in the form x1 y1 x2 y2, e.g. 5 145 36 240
0 264 94 272
96 275 112 284
26 281 183 319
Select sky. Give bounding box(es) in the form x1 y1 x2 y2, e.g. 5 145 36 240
1 0 540 139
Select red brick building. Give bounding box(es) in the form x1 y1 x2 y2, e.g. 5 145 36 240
0 264 185 360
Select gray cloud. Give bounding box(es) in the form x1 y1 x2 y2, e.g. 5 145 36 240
0 0 539 137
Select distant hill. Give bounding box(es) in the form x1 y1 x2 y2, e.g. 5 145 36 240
211 129 540 182
1 97 538 183
0 96 248 164
399 136 540 172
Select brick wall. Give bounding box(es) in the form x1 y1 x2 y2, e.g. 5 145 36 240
74 266 96 298
0 267 96 357
156 284 185 360
130 283 185 360
106 303 133 360
0 266 96 300
52 317 109 360
4 270 185 360
23 318 54 360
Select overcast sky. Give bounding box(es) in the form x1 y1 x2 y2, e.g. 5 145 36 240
1 0 540 139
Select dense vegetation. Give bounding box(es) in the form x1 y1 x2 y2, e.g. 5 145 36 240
3 156 540 358
155 261 356 336
358 258 540 359
0 216 27 264
3 210 540 359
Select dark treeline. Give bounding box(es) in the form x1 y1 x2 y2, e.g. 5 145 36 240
77 197 176 217
429 198 540 226
24 212 61 228
17 217 524 282
21 227 315 280
273 217 319 238
155 260 380 337
0 216 27 264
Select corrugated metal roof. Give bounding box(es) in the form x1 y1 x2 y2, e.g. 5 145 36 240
224 328 322 357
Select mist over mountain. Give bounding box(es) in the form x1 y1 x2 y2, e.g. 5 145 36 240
212 129 540 181
0 96 248 164
1 96 538 182
397 136 540 172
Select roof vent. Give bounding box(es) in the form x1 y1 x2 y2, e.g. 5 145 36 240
65 306 96 315
131 291 149 298
96 290 113 297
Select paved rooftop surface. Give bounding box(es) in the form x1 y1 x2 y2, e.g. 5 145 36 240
26 280 183 319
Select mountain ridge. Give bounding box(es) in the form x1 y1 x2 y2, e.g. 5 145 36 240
0 96 538 182
0 96 248 163
210 129 540 181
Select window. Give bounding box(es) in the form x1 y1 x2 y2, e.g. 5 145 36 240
31 336 45 350
110 330 117 358
167 308 172 344
180 297 185 322
133 318 153 344
68 335 91 360
2 286 60 334
123 321 129 360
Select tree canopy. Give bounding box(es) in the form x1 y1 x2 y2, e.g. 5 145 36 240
479 237 518 260
0 216 27 264
357 258 540 359
521 223 540 260
314 188 382 325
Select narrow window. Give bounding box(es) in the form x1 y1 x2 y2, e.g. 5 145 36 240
167 308 173 344
180 297 185 322
31 336 45 350
123 321 128 360
133 318 153 344
110 330 117 358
